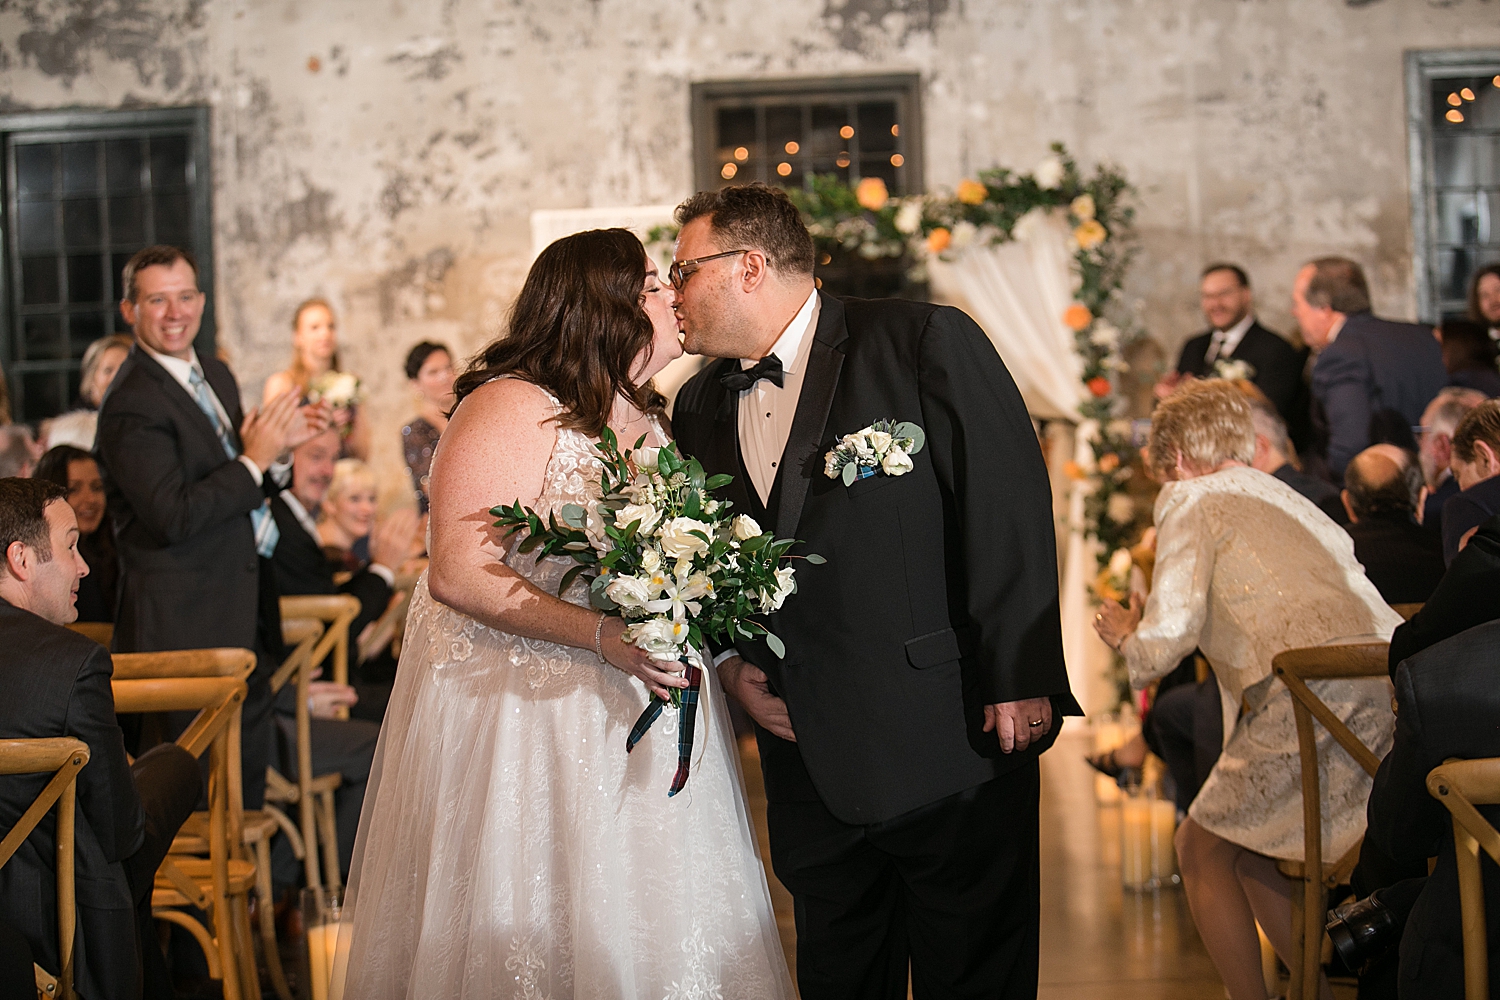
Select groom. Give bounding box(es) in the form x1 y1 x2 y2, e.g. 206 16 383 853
670 183 1080 999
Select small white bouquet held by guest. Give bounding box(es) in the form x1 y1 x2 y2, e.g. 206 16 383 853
492 428 823 795
305 370 363 436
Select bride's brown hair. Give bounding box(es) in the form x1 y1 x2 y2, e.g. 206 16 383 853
452 228 667 436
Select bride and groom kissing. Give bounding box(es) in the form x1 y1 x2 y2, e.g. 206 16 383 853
337 183 1080 999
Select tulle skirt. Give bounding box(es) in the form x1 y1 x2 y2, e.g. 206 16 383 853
333 577 795 999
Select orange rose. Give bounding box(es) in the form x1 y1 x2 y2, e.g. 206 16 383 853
1098 453 1120 474
856 176 889 211
1063 461 1086 481
926 227 952 253
1074 219 1107 250
956 179 988 205
1063 303 1093 331
1087 376 1111 398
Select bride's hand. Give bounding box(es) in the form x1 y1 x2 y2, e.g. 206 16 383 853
599 616 691 702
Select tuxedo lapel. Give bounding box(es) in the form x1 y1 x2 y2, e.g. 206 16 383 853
774 293 847 540
695 358 758 518
131 347 237 462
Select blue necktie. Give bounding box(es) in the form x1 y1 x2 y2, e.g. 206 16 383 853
188 368 280 558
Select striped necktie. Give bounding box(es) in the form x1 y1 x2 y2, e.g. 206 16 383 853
188 368 280 558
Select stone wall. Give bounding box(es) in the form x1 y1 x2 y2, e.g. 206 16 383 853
1 0 1496 503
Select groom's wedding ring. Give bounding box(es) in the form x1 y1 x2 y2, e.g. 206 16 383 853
1095 613 1103 622
1028 719 1044 727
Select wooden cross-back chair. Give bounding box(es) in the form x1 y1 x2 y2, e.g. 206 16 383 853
63 622 112 648
1427 757 1500 1000
111 655 256 1000
273 615 341 898
0 738 89 1000
1270 641 1392 1000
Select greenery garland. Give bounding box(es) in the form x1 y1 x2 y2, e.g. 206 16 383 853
650 143 1141 572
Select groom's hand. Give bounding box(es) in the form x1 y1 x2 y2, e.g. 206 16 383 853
717 655 796 742
983 697 1053 753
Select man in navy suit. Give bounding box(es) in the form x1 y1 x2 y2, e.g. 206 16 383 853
1175 263 1309 432
1294 256 1447 483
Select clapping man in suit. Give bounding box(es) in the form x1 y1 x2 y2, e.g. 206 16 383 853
0 477 199 999
671 184 1079 999
1294 256 1447 483
96 245 328 810
1174 264 1309 431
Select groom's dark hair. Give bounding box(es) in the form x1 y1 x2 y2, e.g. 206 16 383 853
675 184 815 277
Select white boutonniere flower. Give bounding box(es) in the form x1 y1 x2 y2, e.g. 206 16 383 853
824 419 926 486
1212 358 1257 382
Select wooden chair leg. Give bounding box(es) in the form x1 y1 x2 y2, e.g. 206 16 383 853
298 793 323 891
1302 879 1326 1000
254 836 293 1000
316 790 342 892
234 894 259 1000
1287 878 1305 1000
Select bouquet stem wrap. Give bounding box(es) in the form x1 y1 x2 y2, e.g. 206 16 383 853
624 653 703 797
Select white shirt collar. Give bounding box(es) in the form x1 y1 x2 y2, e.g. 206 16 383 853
1324 314 1347 347
139 342 205 390
279 489 321 541
1215 313 1256 356
742 288 818 375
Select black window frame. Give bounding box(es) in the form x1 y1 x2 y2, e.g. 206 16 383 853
690 74 924 196
0 105 215 421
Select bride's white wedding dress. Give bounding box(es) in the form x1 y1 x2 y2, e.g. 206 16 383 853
335 393 795 999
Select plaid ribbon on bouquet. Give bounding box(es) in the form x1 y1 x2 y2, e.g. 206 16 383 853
625 655 704 797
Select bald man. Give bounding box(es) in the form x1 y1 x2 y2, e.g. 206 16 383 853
1341 445 1446 604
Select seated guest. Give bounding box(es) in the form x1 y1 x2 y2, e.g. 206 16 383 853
0 427 35 479
0 478 199 998
1094 380 1398 1000
1366 619 1500 1000
1439 318 1500 397
1441 399 1500 564
34 446 117 623
1245 387 1347 524
1174 264 1309 432
42 334 133 452
1340 444 1446 604
1471 262 1500 340
272 429 416 722
1417 387 1486 534
1389 511 1500 671
318 458 380 573
264 298 369 460
1295 257 1447 482
401 341 455 516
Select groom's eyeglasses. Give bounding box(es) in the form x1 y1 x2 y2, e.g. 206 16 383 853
668 249 749 290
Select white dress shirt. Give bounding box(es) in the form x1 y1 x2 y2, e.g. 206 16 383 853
1203 313 1256 366
139 344 289 488
737 289 820 507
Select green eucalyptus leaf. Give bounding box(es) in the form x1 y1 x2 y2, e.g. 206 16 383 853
559 503 588 529
842 462 857 486
894 422 926 453
765 632 786 658
804 553 827 565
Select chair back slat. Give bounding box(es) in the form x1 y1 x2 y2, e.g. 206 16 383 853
1428 758 1500 1000
0 737 88 1000
111 648 254 682
63 621 113 647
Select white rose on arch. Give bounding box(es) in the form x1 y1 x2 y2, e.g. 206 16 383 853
1034 155 1065 190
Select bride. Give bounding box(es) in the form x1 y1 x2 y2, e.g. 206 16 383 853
335 229 795 999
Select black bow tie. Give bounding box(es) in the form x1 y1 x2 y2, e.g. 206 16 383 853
720 354 784 392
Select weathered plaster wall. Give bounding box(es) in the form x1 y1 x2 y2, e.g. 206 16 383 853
0 0 1496 503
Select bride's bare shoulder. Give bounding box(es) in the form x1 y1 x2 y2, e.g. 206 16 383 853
447 377 557 439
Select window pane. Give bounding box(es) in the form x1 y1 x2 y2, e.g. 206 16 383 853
808 105 846 156
70 312 105 357
1433 135 1474 186
106 138 145 193
153 192 192 246
860 156 898 189
15 145 54 200
20 257 59 306
18 201 57 252
62 198 102 248
149 135 190 189
109 195 145 244
1436 190 1480 244
112 253 134 315
22 315 64 360
1437 245 1476 302
857 103 898 153
765 105 802 186
1478 136 1500 186
67 254 105 304
1472 81 1500 128
61 142 100 195
21 371 66 419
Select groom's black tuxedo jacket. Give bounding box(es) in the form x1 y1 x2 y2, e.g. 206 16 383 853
674 292 1081 825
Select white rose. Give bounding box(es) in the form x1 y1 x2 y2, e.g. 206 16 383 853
624 617 688 661
1070 193 1096 220
824 450 841 478
635 447 659 471
950 220 978 249
894 200 922 235
1089 320 1120 350
846 432 875 460
614 502 661 535
1034 155 1065 190
605 573 657 610
640 547 661 573
1107 548 1133 578
760 566 798 612
1010 207 1048 245
732 514 762 541
866 430 893 455
658 517 712 561
880 448 914 476
1107 493 1135 525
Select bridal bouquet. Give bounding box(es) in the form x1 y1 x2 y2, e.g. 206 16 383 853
306 371 364 438
492 429 822 795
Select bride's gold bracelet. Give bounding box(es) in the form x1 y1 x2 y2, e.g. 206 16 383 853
594 612 607 663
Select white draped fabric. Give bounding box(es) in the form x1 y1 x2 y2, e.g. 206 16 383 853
928 210 1116 716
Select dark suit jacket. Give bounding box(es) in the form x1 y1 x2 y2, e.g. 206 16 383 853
673 293 1081 825
1177 320 1309 426
1442 474 1500 566
1389 513 1500 672
1272 462 1347 525
269 495 390 641
1346 514 1447 605
1367 619 1500 1000
95 346 280 655
0 601 142 999
1425 474 1460 537
1311 312 1447 481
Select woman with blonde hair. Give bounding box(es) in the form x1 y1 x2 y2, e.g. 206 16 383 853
1094 379 1398 1000
318 457 380 574
264 297 370 458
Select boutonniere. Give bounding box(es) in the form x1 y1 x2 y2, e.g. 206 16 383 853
1211 358 1256 382
823 419 926 486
